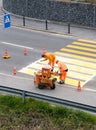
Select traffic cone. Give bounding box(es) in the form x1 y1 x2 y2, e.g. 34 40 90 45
13 66 17 75
42 48 46 55
24 48 27 55
77 80 81 91
3 49 11 59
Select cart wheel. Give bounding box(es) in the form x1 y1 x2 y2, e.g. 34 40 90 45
52 78 57 83
51 83 55 89
38 84 44 89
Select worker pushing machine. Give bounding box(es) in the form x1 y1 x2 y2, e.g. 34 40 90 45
41 53 56 71
56 60 68 84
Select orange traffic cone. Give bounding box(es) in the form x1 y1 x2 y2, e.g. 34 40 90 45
77 80 81 91
13 67 17 75
42 48 46 55
24 48 27 55
3 49 11 59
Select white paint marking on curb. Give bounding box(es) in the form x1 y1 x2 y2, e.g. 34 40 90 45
1 41 34 50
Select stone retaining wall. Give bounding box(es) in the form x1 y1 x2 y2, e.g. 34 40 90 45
3 0 96 27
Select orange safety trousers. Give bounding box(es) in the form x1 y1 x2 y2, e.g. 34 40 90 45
57 61 68 81
59 70 67 81
48 58 55 67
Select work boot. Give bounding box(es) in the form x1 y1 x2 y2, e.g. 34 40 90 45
58 80 65 84
51 67 54 72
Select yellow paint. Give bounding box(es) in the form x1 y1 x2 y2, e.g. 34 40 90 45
73 41 96 48
67 45 96 52
55 55 96 69
67 64 96 74
19 39 96 87
61 48 96 57
54 52 96 62
19 68 35 75
78 39 96 44
67 71 91 80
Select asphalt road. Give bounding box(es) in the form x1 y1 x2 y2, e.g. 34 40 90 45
0 24 96 107
0 0 96 114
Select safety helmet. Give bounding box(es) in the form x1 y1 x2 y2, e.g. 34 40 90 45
56 60 59 64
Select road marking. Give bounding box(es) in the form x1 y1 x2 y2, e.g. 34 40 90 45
67 45 96 52
54 52 96 62
1 41 34 50
78 39 96 44
19 39 96 88
73 41 96 48
61 48 96 57
56 55 96 69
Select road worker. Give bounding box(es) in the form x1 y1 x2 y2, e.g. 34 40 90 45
56 60 68 84
41 53 56 71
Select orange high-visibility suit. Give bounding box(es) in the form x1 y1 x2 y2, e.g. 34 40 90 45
56 60 68 82
41 53 56 68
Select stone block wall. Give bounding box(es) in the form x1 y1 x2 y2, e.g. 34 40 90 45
3 0 96 27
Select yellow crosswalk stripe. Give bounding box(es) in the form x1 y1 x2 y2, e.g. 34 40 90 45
19 39 96 88
19 68 35 75
67 71 91 80
73 41 96 48
55 55 96 69
78 39 96 44
54 51 96 62
19 62 91 81
66 78 84 87
61 48 96 57
67 45 96 52
19 66 85 87
67 64 96 75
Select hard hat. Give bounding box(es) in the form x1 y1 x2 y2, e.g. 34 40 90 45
56 60 59 64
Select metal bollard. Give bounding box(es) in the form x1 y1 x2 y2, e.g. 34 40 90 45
45 20 48 30
68 23 70 34
23 16 25 26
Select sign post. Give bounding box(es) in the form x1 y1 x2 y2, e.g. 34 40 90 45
4 13 11 28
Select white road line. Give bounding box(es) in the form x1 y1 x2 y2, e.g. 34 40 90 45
1 41 34 50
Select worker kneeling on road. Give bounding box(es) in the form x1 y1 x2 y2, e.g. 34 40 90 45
41 53 56 72
56 60 68 84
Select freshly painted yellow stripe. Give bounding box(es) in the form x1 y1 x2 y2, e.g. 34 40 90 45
67 71 90 80
56 55 96 69
66 78 84 87
52 74 84 87
54 52 96 62
61 48 96 57
73 42 96 48
67 64 96 74
19 68 35 75
19 66 90 82
78 39 96 44
67 45 96 52
21 61 95 77
19 66 86 87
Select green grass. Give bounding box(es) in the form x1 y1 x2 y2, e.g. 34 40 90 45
0 94 96 130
